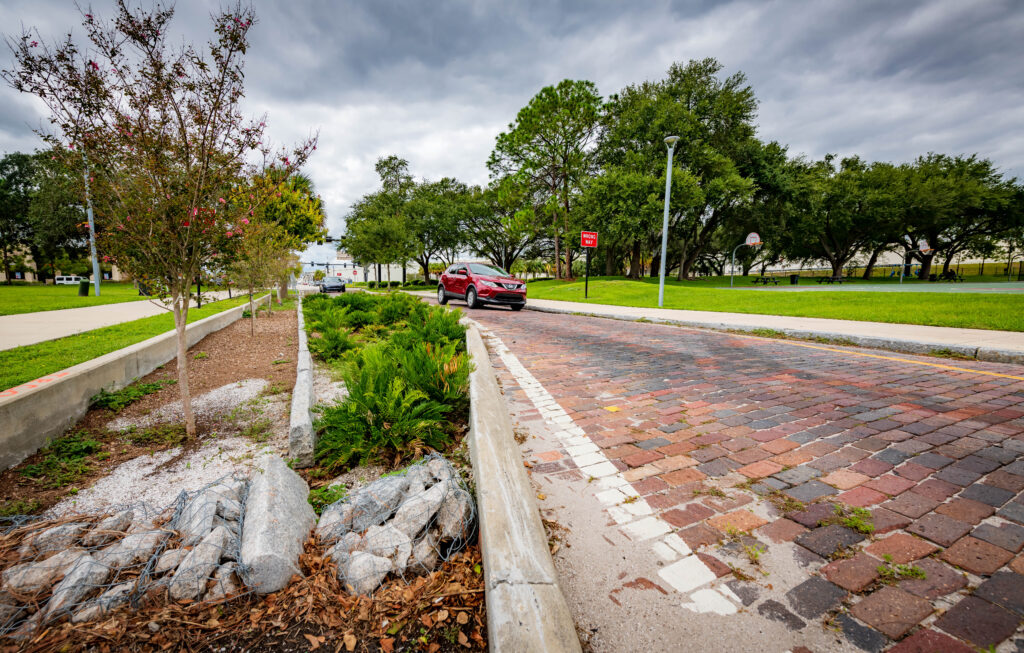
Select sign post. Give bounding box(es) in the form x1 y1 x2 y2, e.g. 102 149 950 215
731 232 763 288
581 231 598 298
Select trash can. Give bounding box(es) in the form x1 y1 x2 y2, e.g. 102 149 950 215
789 274 799 285
78 280 90 296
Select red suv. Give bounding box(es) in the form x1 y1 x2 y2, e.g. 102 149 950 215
437 262 526 310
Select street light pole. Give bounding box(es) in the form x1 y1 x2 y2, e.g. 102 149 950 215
658 135 680 308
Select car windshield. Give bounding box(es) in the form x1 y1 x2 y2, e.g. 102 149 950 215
469 263 510 277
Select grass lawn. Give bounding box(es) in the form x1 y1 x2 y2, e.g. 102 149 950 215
0 295 254 391
525 276 1024 332
0 282 227 316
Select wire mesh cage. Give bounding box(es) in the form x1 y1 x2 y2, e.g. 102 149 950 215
316 453 477 596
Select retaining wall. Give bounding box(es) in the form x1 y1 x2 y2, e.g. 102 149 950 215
0 294 270 471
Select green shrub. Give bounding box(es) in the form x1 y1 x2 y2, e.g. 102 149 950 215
375 292 424 326
343 309 374 330
91 379 174 412
389 304 466 351
391 340 471 413
367 281 377 289
20 431 103 489
332 292 377 313
315 344 450 471
309 326 356 361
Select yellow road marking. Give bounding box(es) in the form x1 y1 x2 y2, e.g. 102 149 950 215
730 334 1024 382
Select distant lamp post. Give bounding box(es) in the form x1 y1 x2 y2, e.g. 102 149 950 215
658 135 680 308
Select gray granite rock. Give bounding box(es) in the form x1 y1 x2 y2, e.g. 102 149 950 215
169 526 230 601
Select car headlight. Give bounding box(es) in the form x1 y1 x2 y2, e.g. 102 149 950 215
479 280 497 287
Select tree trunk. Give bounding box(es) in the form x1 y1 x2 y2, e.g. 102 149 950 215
980 258 985 276
918 253 935 279
676 248 686 281
742 260 753 276
277 275 287 305
172 291 196 438
248 290 255 336
830 259 843 279
553 231 561 279
942 256 952 275
605 247 614 276
387 264 392 291
420 259 430 282
862 247 883 279
628 240 642 279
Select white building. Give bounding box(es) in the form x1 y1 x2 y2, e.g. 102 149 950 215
316 251 418 284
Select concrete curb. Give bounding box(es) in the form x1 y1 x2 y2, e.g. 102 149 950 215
288 294 316 468
464 322 581 652
524 303 1024 365
0 294 270 472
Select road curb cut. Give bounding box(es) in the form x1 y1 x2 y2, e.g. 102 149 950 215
524 304 1024 365
0 294 270 472
464 322 581 652
288 294 316 468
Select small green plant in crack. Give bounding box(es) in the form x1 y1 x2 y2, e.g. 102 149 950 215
729 564 755 582
819 504 875 534
307 483 347 515
621 495 640 504
876 554 926 583
693 485 728 499
271 358 290 365
264 382 287 395
766 491 805 514
192 351 210 360
744 543 767 565
228 398 272 441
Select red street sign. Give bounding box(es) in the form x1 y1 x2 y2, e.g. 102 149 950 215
581 231 598 248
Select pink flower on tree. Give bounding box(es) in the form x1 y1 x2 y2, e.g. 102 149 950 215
225 231 234 238
89 61 99 71
241 218 249 224
30 41 38 47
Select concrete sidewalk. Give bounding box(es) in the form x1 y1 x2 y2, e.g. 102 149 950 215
0 291 234 351
519 298 1024 363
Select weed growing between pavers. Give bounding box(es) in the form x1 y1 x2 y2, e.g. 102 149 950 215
304 293 470 472
876 555 927 583
817 505 875 535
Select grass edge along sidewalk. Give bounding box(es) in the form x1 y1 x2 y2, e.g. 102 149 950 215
0 294 257 392
525 277 1024 332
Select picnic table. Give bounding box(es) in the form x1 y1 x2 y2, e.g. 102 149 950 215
816 276 846 284
938 270 964 282
751 276 779 285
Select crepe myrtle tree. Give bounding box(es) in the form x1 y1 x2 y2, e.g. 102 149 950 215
4 2 317 438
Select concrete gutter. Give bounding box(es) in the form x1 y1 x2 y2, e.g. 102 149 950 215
465 322 581 652
0 294 270 472
288 294 316 468
524 302 1024 365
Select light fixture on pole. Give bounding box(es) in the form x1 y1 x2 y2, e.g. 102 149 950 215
658 135 680 308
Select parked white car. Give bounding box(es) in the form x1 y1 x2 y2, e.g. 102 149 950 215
54 276 85 285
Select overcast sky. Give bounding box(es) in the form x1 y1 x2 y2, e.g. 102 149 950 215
2 0 1023 264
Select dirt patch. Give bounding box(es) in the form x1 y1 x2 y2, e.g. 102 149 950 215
0 309 297 517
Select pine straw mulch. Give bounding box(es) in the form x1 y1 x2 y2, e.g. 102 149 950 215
2 539 486 653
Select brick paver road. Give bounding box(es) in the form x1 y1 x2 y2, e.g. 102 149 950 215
468 306 1024 652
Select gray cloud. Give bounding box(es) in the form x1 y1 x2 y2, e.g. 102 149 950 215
2 0 1022 264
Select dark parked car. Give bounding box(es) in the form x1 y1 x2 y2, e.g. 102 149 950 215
437 262 526 310
320 277 346 293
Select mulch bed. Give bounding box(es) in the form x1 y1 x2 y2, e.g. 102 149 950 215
2 539 486 653
0 308 298 516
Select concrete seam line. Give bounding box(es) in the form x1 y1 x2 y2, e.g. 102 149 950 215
463 322 582 653
0 294 267 472
524 303 1024 365
288 294 316 468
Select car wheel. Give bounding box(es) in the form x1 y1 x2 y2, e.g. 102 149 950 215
510 304 524 311
465 287 479 309
437 285 448 304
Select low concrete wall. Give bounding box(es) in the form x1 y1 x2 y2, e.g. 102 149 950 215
288 295 316 467
525 303 1024 365
0 294 270 471
465 323 581 653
